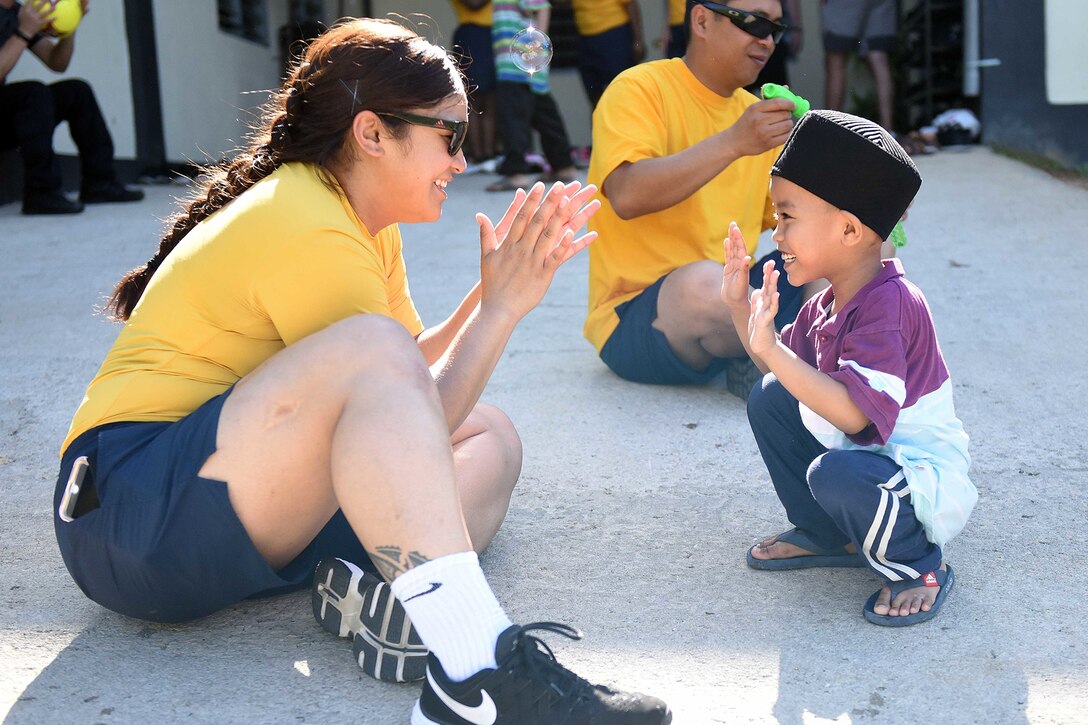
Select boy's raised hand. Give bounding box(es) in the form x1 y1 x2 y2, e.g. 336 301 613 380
748 258 780 356
721 221 752 312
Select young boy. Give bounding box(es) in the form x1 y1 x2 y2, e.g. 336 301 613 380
721 110 977 626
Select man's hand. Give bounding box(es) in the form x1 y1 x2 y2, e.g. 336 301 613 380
721 97 795 158
18 0 54 38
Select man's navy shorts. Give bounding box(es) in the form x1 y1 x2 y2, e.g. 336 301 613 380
53 388 374 623
599 250 805 385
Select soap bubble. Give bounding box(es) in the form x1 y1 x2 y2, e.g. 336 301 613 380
510 26 553 74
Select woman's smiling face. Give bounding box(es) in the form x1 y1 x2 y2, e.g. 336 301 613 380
382 95 469 224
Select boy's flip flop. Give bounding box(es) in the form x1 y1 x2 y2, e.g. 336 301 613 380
746 527 866 570
863 565 955 627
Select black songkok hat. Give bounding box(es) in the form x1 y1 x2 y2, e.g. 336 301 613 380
770 110 921 241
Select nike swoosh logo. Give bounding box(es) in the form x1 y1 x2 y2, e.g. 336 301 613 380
403 582 442 602
426 667 497 725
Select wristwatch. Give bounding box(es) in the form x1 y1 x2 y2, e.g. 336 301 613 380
13 28 36 45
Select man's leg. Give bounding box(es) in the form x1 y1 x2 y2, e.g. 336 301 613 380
864 50 895 131
654 252 804 372
860 0 899 131
823 51 849 111
48 79 114 184
48 79 143 202
654 260 746 370
0 81 80 214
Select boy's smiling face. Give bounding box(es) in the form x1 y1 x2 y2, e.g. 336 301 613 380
768 176 845 287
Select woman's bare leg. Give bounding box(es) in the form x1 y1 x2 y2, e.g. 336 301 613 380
199 314 475 572
451 403 521 552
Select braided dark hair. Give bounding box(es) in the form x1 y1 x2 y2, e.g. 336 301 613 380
106 17 465 321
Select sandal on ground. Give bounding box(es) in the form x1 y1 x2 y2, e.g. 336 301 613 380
863 565 954 627
746 527 867 570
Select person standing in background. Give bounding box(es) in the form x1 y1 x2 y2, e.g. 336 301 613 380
449 0 497 165
570 0 644 109
821 0 897 131
487 0 579 191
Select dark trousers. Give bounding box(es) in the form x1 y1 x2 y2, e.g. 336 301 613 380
0 79 116 196
747 375 942 582
577 23 635 109
495 81 573 176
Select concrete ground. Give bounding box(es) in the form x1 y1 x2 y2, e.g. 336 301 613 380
1 146 1085 724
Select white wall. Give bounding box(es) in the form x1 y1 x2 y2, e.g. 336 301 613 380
6 0 136 159
1045 0 1088 104
152 0 290 163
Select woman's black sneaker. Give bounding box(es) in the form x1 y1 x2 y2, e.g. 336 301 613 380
411 622 672 724
311 558 427 683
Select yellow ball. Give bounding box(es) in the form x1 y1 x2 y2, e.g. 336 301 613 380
48 0 82 36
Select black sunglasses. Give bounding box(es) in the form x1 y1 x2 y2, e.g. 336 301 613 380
693 1 788 44
378 112 468 156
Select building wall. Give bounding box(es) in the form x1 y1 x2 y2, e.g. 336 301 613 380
981 0 1088 169
153 0 291 164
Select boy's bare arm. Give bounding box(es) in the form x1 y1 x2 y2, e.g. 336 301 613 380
759 345 871 435
741 251 870 434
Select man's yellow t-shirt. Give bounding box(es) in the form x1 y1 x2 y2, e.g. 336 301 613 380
584 58 779 352
571 0 632 36
62 162 423 453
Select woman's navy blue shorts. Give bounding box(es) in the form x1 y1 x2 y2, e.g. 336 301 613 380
54 388 373 623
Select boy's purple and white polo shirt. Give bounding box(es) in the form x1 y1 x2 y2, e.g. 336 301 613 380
781 258 976 546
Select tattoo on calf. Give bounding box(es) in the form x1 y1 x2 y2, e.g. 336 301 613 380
369 545 431 581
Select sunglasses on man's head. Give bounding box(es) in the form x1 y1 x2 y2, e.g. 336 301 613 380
378 112 468 156
693 1 788 44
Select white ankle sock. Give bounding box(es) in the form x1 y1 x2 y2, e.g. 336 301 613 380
390 551 513 681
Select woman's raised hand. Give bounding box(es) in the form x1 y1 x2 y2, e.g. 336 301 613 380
476 181 600 323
